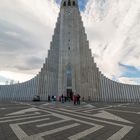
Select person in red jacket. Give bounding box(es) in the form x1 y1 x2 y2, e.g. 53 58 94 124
73 94 77 105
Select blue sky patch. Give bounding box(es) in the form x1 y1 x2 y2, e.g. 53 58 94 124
55 0 61 4
112 75 119 82
119 63 140 78
78 0 88 11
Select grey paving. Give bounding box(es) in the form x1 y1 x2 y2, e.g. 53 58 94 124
0 101 140 140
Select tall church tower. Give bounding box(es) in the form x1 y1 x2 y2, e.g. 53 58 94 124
58 0 82 96
38 0 100 100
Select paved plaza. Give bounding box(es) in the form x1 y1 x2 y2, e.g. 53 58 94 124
0 101 140 140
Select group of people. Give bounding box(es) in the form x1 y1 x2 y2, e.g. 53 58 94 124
60 94 81 105
48 94 81 105
48 95 56 102
73 94 81 105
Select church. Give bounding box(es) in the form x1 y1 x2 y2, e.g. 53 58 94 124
0 0 140 102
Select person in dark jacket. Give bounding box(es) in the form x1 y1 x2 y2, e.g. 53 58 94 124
77 94 81 105
61 94 64 103
48 95 50 102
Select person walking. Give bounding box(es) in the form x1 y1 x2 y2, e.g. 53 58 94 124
77 94 81 105
73 94 77 105
61 94 64 103
52 95 54 103
48 95 50 102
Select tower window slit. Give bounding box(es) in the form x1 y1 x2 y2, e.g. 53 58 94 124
63 2 66 6
73 1 75 6
68 0 71 6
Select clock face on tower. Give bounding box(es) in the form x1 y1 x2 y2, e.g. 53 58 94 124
65 8 72 15
68 10 72 15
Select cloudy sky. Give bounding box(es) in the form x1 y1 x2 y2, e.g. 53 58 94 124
0 0 140 85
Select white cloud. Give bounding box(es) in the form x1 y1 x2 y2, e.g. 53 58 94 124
118 77 140 85
83 0 140 84
0 0 140 85
0 0 59 80
0 71 33 82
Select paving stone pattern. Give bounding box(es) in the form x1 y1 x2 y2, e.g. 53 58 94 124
0 101 140 140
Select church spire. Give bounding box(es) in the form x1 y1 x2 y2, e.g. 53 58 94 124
61 0 78 8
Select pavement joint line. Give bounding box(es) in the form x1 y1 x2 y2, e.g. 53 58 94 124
30 123 80 139
0 113 39 119
83 103 129 113
10 124 28 140
37 119 70 127
59 108 91 114
116 106 140 110
68 125 104 140
83 106 113 113
10 117 50 126
107 125 133 140
5 107 30 109
72 108 95 112
7 107 40 116
0 114 51 123
0 108 6 110
105 108 140 114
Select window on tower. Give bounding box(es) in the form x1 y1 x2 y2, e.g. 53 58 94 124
63 2 66 6
73 1 75 6
66 64 72 87
68 0 71 6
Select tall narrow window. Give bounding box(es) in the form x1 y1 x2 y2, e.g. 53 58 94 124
73 1 75 6
63 2 66 6
66 64 72 87
68 0 71 6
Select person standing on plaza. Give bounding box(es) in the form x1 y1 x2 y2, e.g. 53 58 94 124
73 94 77 105
77 94 81 105
61 94 64 103
64 92 67 102
48 95 50 102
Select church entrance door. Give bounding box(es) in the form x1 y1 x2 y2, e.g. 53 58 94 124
67 89 73 100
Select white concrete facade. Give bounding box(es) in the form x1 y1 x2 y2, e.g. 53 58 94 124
0 0 140 102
